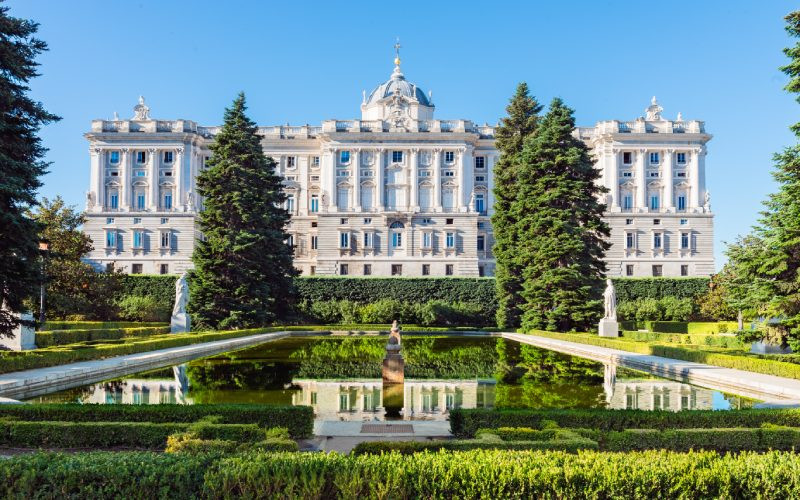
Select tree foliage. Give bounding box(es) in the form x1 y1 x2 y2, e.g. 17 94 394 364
514 98 610 332
0 5 59 336
491 83 542 328
189 93 297 330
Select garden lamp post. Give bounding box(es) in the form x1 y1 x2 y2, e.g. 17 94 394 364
38 241 49 324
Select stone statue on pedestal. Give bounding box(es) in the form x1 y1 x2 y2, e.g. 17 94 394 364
382 320 404 384
170 273 191 333
598 279 619 337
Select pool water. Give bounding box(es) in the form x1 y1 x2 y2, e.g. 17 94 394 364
27 336 756 420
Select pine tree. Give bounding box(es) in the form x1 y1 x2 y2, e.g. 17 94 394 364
513 98 609 332
491 83 542 329
727 11 800 346
0 5 59 337
189 93 297 330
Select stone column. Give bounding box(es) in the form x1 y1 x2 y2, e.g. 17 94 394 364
487 154 496 216
148 148 158 211
697 146 707 211
635 148 646 211
663 149 674 210
376 148 385 211
330 148 339 212
456 148 465 211
121 148 131 211
410 148 419 212
433 148 442 212
607 149 619 210
320 148 334 213
352 149 361 212
90 148 104 212
175 147 185 211
689 148 701 209
462 146 474 212
299 156 309 215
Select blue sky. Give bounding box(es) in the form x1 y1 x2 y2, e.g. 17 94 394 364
8 0 800 269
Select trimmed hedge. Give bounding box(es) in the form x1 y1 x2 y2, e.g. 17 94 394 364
621 330 745 349
5 449 800 498
35 325 172 347
604 427 800 452
612 277 710 301
351 436 598 455
40 321 166 331
0 420 262 449
0 404 313 438
118 275 177 308
449 408 800 437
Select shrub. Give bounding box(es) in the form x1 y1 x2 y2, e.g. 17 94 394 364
116 295 171 323
449 408 800 437
350 436 598 455
660 296 695 321
604 427 800 452
0 404 313 438
612 277 710 301
164 435 241 454
635 297 663 321
35 325 171 348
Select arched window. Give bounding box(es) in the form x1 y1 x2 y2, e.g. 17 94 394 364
389 221 405 229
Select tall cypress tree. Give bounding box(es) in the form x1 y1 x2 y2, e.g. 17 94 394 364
726 12 800 346
514 98 609 332
491 83 541 329
0 5 59 337
189 93 297 330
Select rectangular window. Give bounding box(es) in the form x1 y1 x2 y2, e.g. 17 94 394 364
681 232 690 249
444 171 455 177
339 232 349 249
164 171 172 177
622 171 632 177
419 170 431 177
623 195 632 210
133 230 143 248
286 234 294 248
312 156 320 167
474 156 485 169
650 196 659 210
475 176 485 182
681 264 689 276
422 217 433 224
391 264 402 276
311 235 318 250
363 218 372 224
105 230 117 248
445 151 454 163
680 218 688 225
133 217 142 225
652 265 663 277
677 172 687 177
163 151 173 163
479 265 485 277
161 217 169 224
392 150 403 163
475 194 485 215
131 264 143 274
286 156 296 169
477 235 485 251
339 264 349 275
653 232 662 249
164 194 172 210
677 196 686 211
337 169 349 177
649 172 659 178
160 231 170 249
311 175 320 181
625 218 633 225
392 232 402 248
160 264 169 275
363 232 373 248
445 264 454 276
106 217 114 224
310 195 319 213
422 264 430 276
477 221 485 229
677 152 686 164
137 194 146 210
110 151 120 164
363 264 372 276
340 150 350 164
286 195 295 213
340 218 348 224
622 152 632 164
110 194 119 210
446 218 454 225
110 171 119 176
422 232 432 248
446 232 455 248
136 151 146 164
310 266 316 275
625 232 635 249
626 264 634 276
653 219 661 225
649 152 660 164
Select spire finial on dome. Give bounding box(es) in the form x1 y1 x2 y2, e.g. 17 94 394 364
393 37 401 69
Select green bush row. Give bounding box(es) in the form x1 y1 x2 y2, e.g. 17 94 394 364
604 426 800 452
527 330 800 380
617 297 695 322
5 449 800 498
621 330 745 349
164 426 297 454
611 277 710 301
0 420 262 450
35 325 172 348
299 298 493 326
350 436 597 455
40 321 166 331
0 404 313 438
617 321 739 334
0 327 277 375
449 408 800 437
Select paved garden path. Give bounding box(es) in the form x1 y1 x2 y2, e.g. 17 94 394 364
0 331 290 400
503 332 800 402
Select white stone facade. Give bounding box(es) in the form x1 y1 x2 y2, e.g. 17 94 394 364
82 59 713 277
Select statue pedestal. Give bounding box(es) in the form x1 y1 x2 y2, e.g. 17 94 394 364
0 313 35 351
382 352 405 384
598 318 619 338
171 313 191 333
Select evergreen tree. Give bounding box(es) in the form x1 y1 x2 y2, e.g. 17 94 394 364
726 12 800 346
0 4 59 336
189 93 297 330
491 83 542 329
513 98 609 332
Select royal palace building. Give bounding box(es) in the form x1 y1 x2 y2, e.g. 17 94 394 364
82 53 714 278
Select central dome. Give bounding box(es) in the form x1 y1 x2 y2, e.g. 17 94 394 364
365 66 431 107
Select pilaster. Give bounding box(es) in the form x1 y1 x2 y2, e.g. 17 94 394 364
352 149 361 212
410 148 419 212
148 148 158 210
120 148 131 211
433 148 442 212
635 148 646 211
175 147 185 211
376 148 385 211
663 149 674 210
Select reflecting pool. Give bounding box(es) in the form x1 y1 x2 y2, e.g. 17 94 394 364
27 336 757 420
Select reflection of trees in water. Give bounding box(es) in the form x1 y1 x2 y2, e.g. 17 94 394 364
186 358 296 391
495 381 606 409
495 339 604 384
